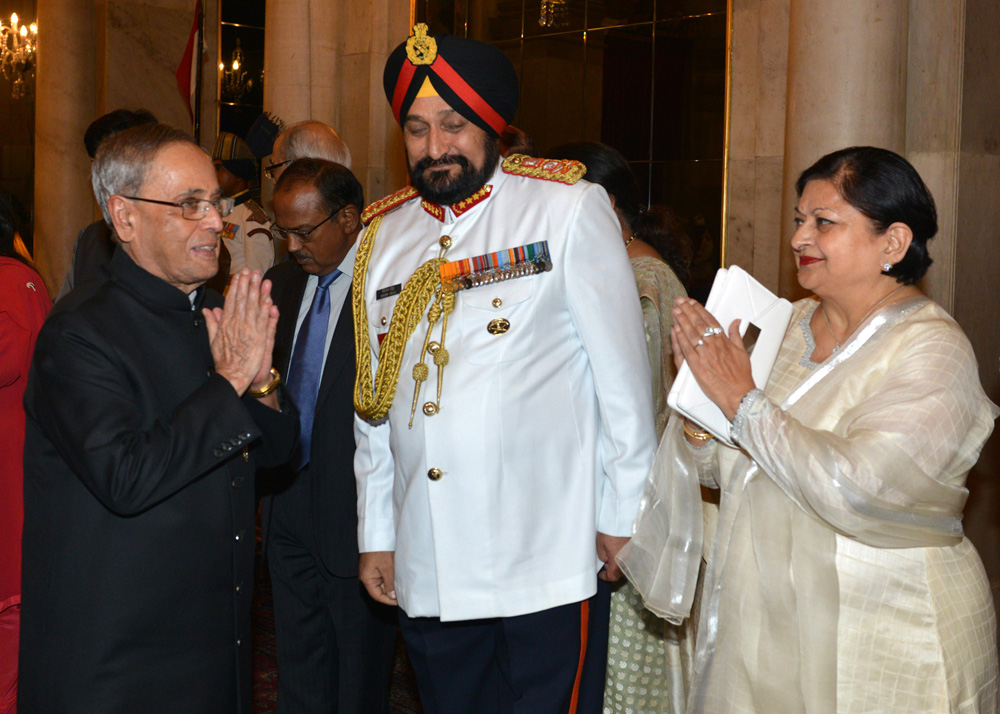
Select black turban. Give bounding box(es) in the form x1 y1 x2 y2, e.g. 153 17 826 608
383 24 519 138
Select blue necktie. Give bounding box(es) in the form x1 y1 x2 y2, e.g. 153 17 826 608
287 269 341 470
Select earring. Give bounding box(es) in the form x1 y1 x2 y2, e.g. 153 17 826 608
883 263 892 272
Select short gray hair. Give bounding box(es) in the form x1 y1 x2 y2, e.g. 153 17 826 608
273 121 352 168
92 123 198 226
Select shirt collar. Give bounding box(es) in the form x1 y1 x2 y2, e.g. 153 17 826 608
419 160 505 222
337 238 359 280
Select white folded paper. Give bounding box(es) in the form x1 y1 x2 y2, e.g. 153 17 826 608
667 265 793 445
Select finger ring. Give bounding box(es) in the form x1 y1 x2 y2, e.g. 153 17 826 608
701 326 725 339
696 338 705 347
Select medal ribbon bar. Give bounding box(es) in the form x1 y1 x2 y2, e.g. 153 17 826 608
439 240 552 292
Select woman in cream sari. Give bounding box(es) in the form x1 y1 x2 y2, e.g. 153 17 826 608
621 146 998 713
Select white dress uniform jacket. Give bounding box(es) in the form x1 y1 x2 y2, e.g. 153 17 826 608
222 197 275 277
355 159 657 621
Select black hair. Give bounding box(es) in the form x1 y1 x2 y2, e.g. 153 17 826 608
84 109 158 159
275 158 365 217
0 193 32 267
499 125 535 158
545 141 692 283
795 146 937 285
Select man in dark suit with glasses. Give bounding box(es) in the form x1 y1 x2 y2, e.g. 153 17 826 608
261 157 397 714
19 123 298 714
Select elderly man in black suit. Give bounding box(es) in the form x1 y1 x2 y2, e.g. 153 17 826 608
263 158 396 714
19 123 298 713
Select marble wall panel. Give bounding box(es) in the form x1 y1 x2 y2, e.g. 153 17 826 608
104 0 193 133
264 0 313 123
907 151 957 310
959 0 1000 155
725 0 786 293
906 0 962 154
337 50 370 166
336 0 409 202
954 152 1000 394
727 0 758 162
341 0 374 55
751 153 783 291
953 150 1000 625
308 0 339 128
724 157 756 272
753 0 787 158
952 0 1000 627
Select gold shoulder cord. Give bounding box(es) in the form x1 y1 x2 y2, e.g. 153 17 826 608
353 215 453 423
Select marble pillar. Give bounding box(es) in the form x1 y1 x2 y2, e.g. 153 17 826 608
777 0 909 299
32 0 96 296
326 0 409 203
263 0 410 204
951 0 1000 622
724 0 789 290
263 0 339 128
308 0 338 127
264 0 321 125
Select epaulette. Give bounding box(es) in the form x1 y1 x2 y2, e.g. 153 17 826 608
245 198 270 225
501 154 586 185
361 186 420 224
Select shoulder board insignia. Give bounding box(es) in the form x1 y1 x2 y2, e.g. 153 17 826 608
502 154 586 185
361 186 420 224
245 199 270 225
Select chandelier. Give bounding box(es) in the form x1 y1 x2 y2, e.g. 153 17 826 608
1 13 37 99
539 0 569 28
220 38 252 103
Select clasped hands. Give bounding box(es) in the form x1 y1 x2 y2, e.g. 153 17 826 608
203 270 279 403
670 296 756 422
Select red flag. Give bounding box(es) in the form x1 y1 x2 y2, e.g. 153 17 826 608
175 0 201 123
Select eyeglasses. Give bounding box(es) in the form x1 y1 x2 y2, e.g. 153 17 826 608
124 195 234 220
264 159 292 181
273 210 339 243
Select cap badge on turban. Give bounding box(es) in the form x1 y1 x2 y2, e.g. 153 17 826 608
406 24 437 65
384 24 519 138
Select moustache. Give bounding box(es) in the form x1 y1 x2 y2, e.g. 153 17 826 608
414 154 471 173
290 250 310 261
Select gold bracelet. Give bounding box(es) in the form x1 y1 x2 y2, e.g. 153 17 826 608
247 368 281 398
683 421 713 442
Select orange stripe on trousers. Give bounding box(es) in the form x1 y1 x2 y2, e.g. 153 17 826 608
567 600 589 714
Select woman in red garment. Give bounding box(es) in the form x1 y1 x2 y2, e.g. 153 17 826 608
0 195 50 714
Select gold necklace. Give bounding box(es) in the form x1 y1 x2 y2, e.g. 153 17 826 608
820 284 906 354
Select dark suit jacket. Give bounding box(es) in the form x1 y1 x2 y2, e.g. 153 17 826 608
72 219 116 288
262 260 360 577
20 248 298 714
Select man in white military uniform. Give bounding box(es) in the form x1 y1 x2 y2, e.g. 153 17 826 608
353 25 656 714
207 131 275 294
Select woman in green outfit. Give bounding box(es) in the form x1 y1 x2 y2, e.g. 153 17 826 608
547 141 695 714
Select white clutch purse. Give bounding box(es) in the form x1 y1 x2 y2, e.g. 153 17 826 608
667 266 793 445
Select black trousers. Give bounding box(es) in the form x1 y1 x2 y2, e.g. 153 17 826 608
268 470 397 714
398 583 609 714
